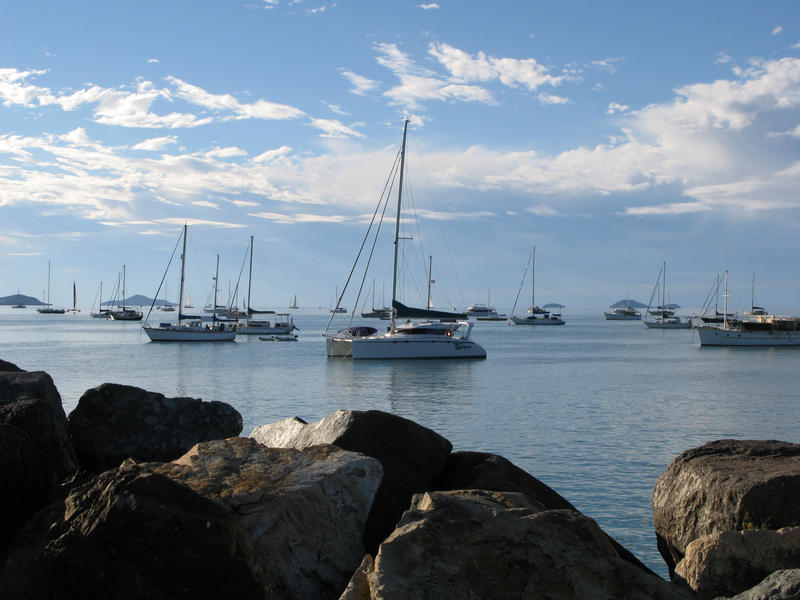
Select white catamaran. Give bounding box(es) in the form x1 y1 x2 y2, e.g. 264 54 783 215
142 225 237 342
325 119 486 359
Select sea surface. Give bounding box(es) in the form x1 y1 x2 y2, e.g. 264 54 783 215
2 307 799 579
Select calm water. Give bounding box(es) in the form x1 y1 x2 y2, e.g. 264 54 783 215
2 307 799 578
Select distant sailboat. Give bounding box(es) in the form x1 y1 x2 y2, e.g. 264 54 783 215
289 294 298 309
66 282 80 312
90 281 110 318
37 261 65 314
511 246 565 326
108 265 143 321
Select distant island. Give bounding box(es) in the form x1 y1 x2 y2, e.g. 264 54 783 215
609 298 648 309
0 293 173 307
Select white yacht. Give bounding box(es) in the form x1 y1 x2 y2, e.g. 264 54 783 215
325 119 486 360
604 306 641 320
142 225 237 342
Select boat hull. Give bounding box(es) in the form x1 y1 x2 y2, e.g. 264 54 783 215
326 335 486 359
142 325 236 342
238 323 295 335
512 316 564 326
604 312 640 320
697 326 800 346
643 320 692 329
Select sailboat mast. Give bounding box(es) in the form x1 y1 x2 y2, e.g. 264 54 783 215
47 260 51 306
751 272 755 310
213 255 220 319
427 256 432 309
246 235 254 325
724 270 729 328
122 265 127 309
73 282 77 311
391 118 409 331
662 261 666 317
531 246 536 310
177 224 187 325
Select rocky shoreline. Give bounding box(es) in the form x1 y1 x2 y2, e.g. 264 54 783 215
1 358 798 599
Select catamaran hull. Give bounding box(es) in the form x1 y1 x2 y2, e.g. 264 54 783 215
697 327 800 346
326 336 486 359
142 326 236 342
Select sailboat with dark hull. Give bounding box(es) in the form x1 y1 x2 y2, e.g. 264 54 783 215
325 119 485 359
37 261 65 314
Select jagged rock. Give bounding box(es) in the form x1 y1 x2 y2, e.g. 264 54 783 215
153 438 383 600
68 382 243 472
713 568 800 600
653 440 800 574
0 463 269 600
435 450 654 575
251 409 452 552
0 359 23 372
0 368 77 552
340 489 691 600
675 527 800 599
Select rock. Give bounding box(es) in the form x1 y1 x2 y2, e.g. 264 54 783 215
68 383 243 472
653 440 800 574
0 368 77 553
0 462 269 600
713 568 800 600
435 450 655 575
675 527 800 599
340 489 692 600
154 438 383 600
251 410 452 551
0 360 23 372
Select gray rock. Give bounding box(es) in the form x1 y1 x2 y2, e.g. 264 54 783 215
676 527 800 599
714 569 800 600
0 462 270 600
154 438 383 600
340 489 691 600
68 382 243 472
653 440 800 574
0 368 77 552
251 409 452 551
0 360 23 372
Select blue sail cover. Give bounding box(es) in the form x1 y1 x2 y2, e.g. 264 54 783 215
392 300 466 320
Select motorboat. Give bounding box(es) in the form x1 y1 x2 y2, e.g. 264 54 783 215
604 306 641 320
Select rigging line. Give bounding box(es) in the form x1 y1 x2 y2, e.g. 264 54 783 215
325 146 403 333
699 274 721 317
144 227 183 323
411 134 467 310
227 242 249 309
510 247 534 317
645 263 665 316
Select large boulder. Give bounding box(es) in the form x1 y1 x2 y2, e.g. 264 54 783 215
435 450 654 575
251 410 452 551
653 440 800 573
713 569 800 600
68 383 243 472
154 438 382 599
0 367 77 553
675 527 800 599
340 489 692 600
0 463 269 600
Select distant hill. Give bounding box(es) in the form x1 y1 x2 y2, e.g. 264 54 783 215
609 299 648 309
102 295 173 307
543 303 565 308
0 294 45 306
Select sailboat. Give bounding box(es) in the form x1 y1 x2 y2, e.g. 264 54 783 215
108 265 143 320
37 261 65 314
237 236 297 335
160 281 176 312
743 273 767 316
697 270 800 346
511 247 565 325
90 281 110 318
325 119 486 359
289 294 298 309
360 279 390 319
643 262 691 329
65 282 81 313
142 225 237 342
330 287 347 313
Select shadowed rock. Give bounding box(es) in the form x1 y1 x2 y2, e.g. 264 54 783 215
675 527 800 599
712 568 800 600
653 439 800 574
0 367 77 553
68 383 243 472
340 490 692 600
0 463 269 600
251 410 452 552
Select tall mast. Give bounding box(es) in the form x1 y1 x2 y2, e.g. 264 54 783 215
47 260 51 306
122 265 127 309
723 270 729 329
531 246 536 311
213 255 220 319
751 272 755 310
246 235 254 325
177 224 187 325
391 118 409 331
662 261 666 317
427 256 433 309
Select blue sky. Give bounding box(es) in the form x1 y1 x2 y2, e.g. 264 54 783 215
1 0 799 313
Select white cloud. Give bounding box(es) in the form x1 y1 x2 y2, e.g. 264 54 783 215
192 200 220 209
607 102 630 114
591 58 624 74
133 136 178 151
148 58 159 64
418 3 440 9
309 117 364 138
252 146 293 163
538 93 569 105
341 70 380 95
772 25 783 36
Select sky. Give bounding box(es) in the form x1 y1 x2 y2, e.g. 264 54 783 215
1 0 800 314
